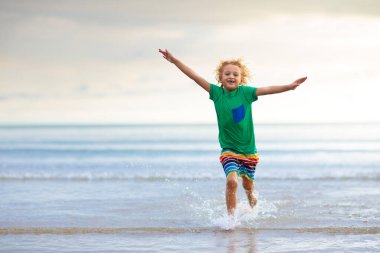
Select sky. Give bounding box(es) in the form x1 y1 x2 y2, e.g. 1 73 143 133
1 0 380 124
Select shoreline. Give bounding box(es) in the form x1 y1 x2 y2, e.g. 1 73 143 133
2 226 380 235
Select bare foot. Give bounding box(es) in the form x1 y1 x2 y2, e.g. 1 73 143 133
247 191 257 208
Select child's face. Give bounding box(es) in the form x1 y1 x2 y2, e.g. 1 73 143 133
221 64 242 92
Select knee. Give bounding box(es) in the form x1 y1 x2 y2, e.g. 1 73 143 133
226 176 238 191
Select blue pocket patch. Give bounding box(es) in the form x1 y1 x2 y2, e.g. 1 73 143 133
232 104 245 123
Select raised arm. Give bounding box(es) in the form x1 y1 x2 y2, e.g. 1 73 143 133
158 49 210 92
256 77 307 96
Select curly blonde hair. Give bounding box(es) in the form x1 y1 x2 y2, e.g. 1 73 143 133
215 58 251 85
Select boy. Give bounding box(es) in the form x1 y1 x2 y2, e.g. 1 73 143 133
159 49 307 216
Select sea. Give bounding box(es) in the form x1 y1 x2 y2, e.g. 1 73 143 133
0 123 379 252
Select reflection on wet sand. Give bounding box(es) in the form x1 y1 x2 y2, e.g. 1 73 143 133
224 230 256 253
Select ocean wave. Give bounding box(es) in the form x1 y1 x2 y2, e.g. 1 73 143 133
1 145 380 153
0 174 220 181
1 173 379 182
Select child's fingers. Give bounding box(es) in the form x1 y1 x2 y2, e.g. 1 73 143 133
298 76 307 83
158 49 168 56
294 77 307 85
158 49 170 61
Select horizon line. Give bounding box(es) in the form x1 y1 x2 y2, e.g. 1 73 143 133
0 121 379 128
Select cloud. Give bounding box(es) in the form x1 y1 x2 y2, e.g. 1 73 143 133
0 93 42 101
2 0 380 37
1 0 380 123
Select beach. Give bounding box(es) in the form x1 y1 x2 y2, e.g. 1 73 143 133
0 123 379 252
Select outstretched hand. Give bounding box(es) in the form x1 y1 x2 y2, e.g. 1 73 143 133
158 49 176 63
290 76 307 90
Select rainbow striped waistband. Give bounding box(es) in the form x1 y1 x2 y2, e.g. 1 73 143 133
219 149 259 167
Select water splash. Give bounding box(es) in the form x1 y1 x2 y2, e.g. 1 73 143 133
187 190 278 230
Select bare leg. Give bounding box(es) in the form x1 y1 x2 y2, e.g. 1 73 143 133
242 176 257 208
226 172 238 216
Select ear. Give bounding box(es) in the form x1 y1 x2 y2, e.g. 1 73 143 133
218 74 222 83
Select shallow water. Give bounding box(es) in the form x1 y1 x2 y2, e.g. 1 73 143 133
0 123 379 252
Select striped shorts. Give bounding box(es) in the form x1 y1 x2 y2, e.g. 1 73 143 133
219 149 259 181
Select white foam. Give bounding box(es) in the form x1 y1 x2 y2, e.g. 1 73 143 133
212 213 237 230
188 191 278 230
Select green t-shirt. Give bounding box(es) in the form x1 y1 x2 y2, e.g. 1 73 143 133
209 84 258 154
